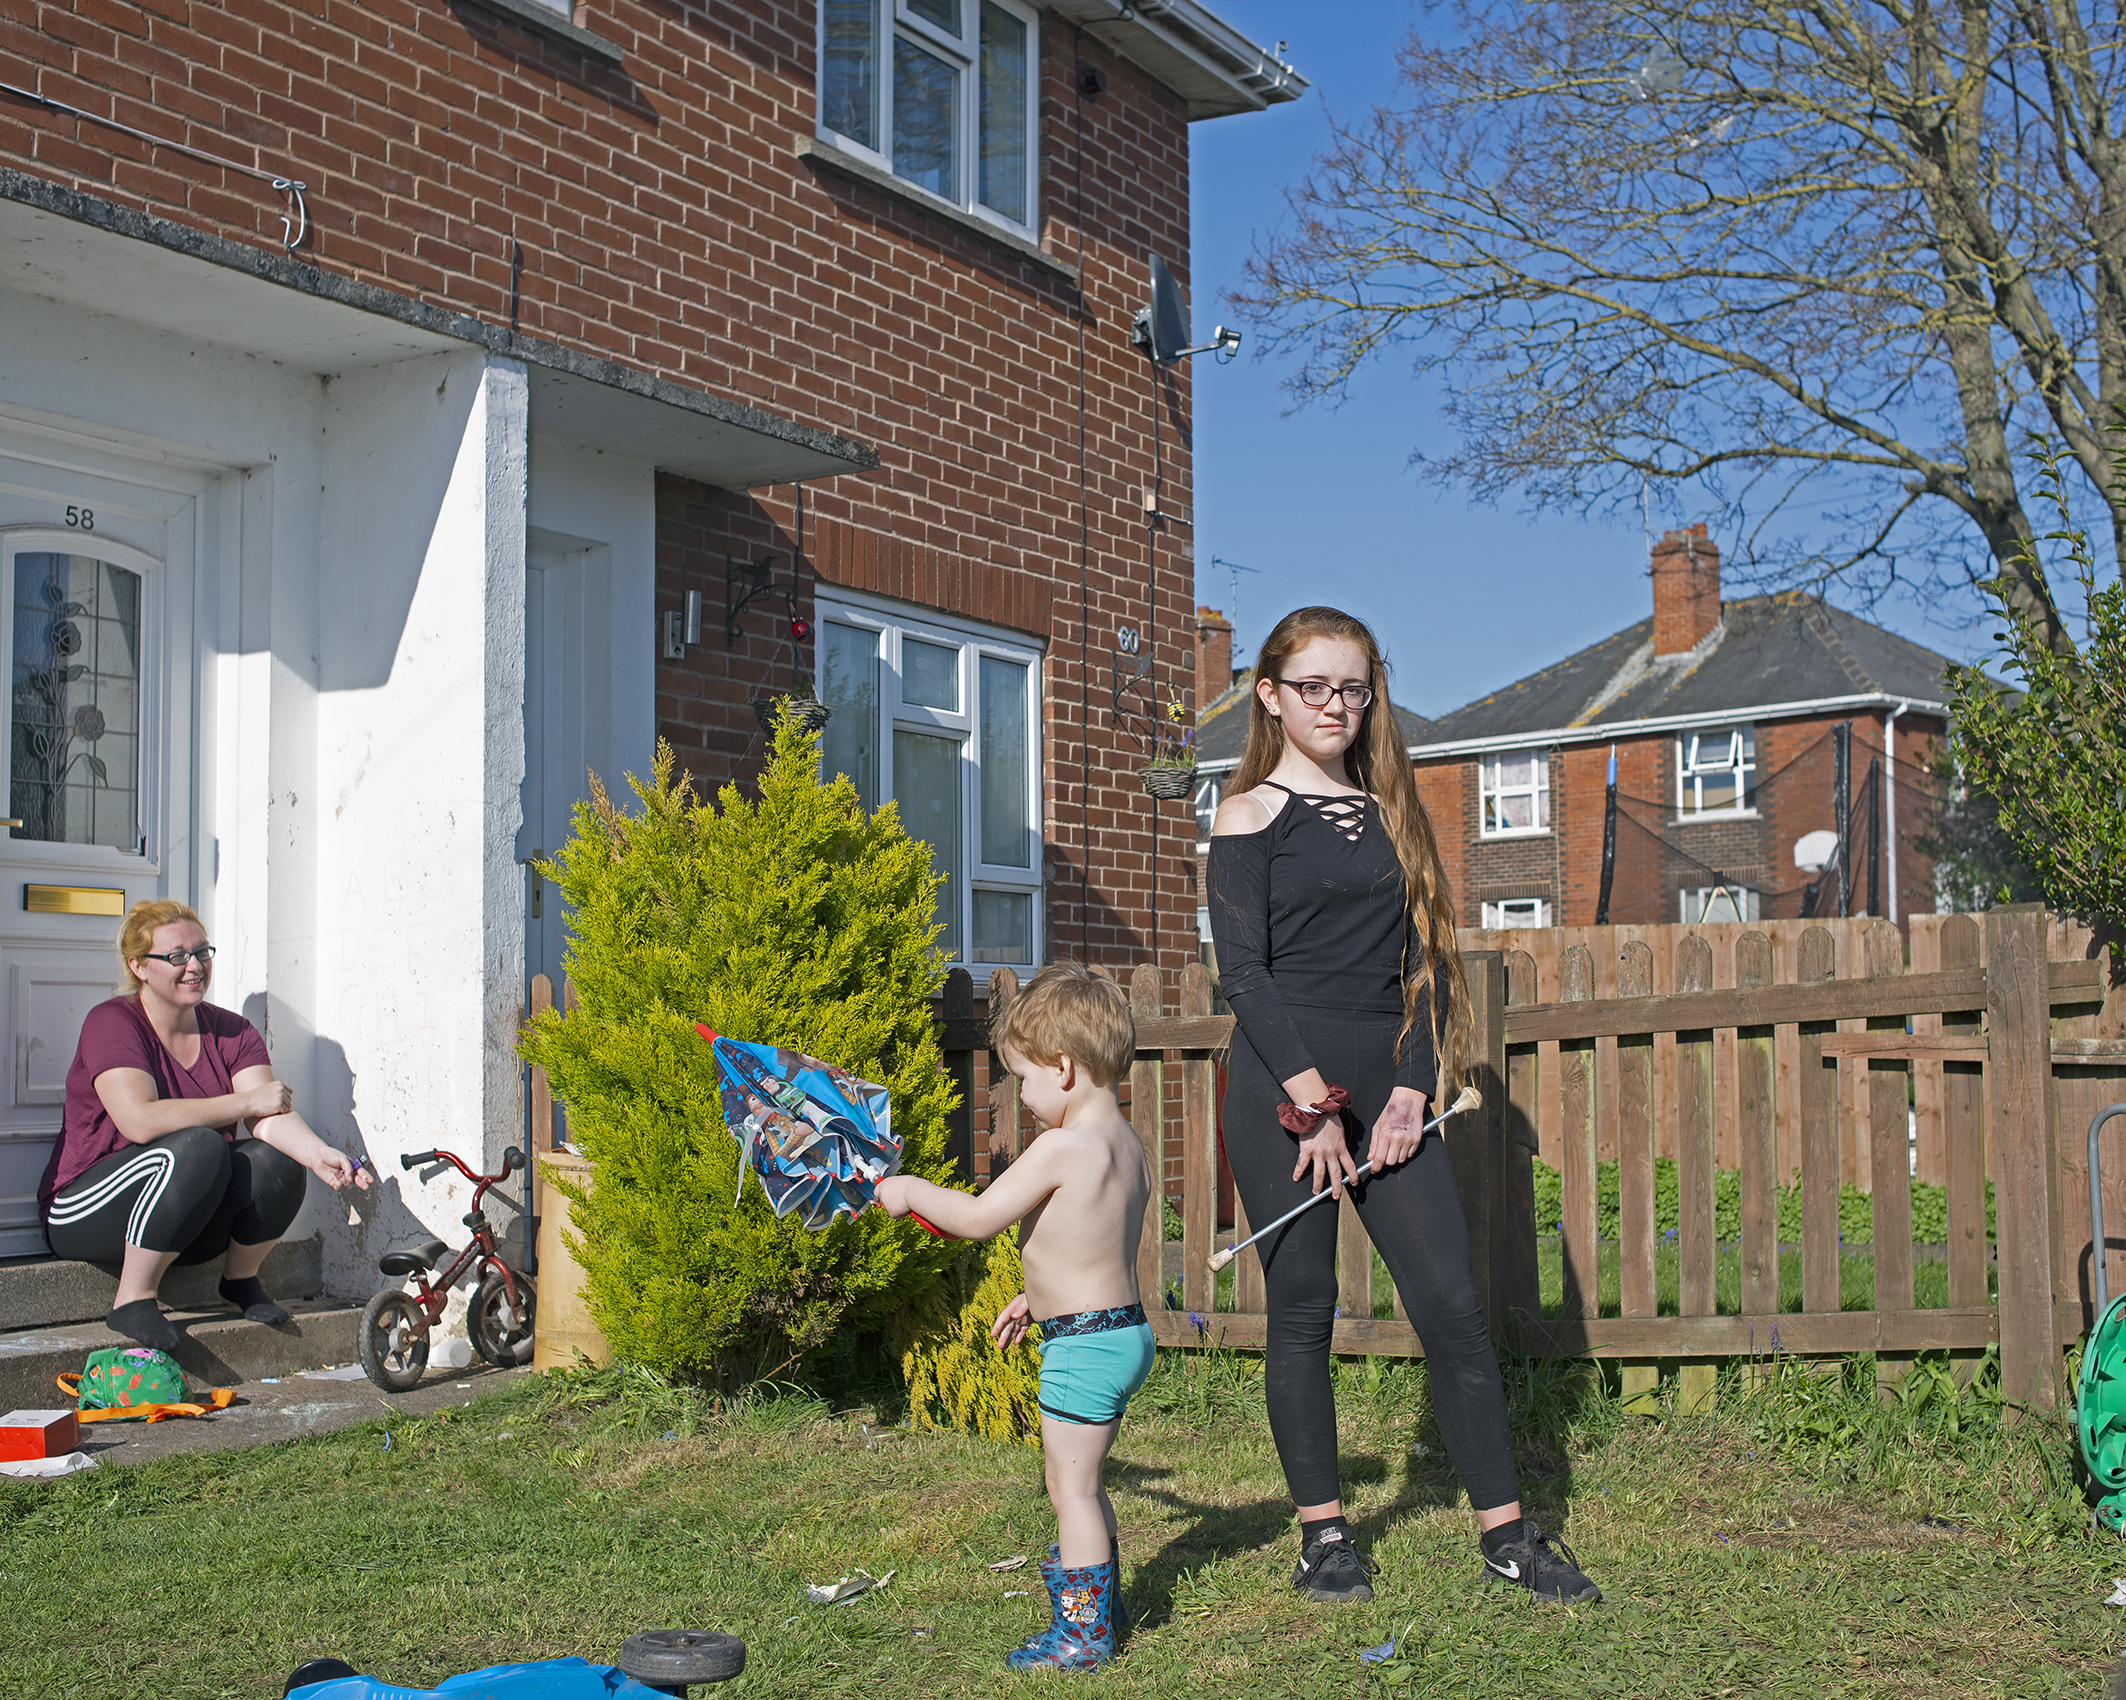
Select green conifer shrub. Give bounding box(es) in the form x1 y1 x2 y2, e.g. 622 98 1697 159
896 1231 1043 1445
519 717 964 1385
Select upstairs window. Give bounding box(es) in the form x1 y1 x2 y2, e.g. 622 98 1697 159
1682 884 1760 924
1478 750 1549 837
1678 726 1756 816
1193 771 1223 842
820 0 1039 232
1481 897 1551 928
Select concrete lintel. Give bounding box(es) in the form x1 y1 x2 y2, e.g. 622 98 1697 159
0 169 880 489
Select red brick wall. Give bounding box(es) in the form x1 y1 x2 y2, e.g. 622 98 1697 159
1 0 1207 976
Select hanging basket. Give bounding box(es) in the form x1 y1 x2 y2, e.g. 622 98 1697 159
1139 763 1195 800
753 691 832 735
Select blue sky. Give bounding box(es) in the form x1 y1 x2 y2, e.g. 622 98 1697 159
1182 3 1988 719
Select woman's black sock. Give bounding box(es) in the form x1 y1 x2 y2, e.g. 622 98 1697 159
1300 1513 1353 1551
106 1298 183 1354
219 1276 290 1325
1479 1518 1527 1556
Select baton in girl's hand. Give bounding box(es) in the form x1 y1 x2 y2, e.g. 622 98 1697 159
1206 1086 1482 1273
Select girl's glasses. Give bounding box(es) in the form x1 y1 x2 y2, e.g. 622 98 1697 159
147 947 215 967
1279 679 1374 711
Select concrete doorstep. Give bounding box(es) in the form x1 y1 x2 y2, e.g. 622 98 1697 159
0 1299 364 1414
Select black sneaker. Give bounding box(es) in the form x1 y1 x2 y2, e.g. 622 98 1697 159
1292 1530 1375 1604
1481 1521 1600 1604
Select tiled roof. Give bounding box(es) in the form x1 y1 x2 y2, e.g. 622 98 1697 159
1196 671 1434 768
1415 593 1957 748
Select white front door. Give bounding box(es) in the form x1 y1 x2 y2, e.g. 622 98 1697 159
0 424 201 1256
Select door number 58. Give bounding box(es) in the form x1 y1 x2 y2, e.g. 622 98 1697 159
64 505 94 531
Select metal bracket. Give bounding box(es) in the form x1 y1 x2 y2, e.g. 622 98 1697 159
1111 647 1153 719
726 553 786 645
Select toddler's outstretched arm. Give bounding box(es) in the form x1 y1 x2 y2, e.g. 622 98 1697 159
874 1148 1060 1241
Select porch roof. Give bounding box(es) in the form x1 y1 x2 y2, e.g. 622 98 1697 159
0 171 880 490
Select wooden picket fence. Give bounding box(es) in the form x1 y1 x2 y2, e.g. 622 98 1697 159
524 905 2123 1412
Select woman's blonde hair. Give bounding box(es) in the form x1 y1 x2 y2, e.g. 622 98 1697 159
1231 606 1473 1096
115 899 206 996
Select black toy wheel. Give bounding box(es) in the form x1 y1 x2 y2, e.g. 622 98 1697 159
469 1271 536 1367
618 1629 746 1688
358 1289 430 1392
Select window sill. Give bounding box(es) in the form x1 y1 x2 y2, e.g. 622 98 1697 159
1675 809 1761 824
455 0 624 66
797 136 1078 284
1477 828 1553 842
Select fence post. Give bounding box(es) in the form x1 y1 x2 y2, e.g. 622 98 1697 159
1180 962 1219 1319
941 968 976 1178
1130 964 1167 1317
1987 904 2061 1414
986 967 1021 1171
1457 950 1505 1340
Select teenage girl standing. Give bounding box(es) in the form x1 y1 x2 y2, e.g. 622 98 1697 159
1208 605 1599 1606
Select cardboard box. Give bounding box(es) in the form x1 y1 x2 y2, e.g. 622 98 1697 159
0 1409 81 1460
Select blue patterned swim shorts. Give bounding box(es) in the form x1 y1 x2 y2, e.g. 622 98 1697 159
1036 1302 1155 1426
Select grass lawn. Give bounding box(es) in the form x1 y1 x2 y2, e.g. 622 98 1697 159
3 1350 2117 1699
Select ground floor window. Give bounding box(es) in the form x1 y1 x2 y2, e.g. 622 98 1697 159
816 593 1043 972
1680 883 1760 923
1480 897 1551 928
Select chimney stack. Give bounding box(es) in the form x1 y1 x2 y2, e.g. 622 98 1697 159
1651 523 1721 657
1195 605 1233 707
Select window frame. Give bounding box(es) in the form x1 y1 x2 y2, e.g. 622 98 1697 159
0 529 162 869
1477 749 1551 839
1480 897 1551 929
1676 724 1758 818
1680 884 1761 924
814 591 1044 978
815 0 1041 239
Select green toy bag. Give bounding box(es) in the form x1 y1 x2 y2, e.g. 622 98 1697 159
56 1346 234 1423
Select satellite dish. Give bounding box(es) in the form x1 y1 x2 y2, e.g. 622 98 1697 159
1793 829 1838 872
1131 256 1241 365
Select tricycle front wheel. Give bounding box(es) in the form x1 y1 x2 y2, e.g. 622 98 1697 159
469 1271 537 1367
358 1289 430 1392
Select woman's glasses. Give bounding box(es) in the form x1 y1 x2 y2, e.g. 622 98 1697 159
1278 679 1375 711
146 946 215 967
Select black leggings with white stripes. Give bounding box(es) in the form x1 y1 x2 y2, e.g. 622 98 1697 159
43 1126 306 1264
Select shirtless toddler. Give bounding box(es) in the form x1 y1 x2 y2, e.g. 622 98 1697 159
875 962 1152 1673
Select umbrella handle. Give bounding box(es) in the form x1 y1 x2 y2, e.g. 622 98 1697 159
909 1210 951 1239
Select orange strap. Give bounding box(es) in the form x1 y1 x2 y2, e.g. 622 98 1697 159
55 1374 235 1422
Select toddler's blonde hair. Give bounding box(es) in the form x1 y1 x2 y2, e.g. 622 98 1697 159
990 962 1135 1088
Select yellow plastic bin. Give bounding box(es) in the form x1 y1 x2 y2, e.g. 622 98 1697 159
533 1148 612 1372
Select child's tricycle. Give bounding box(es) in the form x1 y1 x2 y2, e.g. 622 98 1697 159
357 1146 537 1393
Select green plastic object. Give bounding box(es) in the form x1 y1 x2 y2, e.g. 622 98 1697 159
2078 1294 2126 1533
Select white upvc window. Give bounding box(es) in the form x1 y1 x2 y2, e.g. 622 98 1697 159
1478 750 1549 837
818 0 1040 234
1677 725 1756 816
815 595 1043 974
1192 771 1224 843
1681 884 1761 924
1481 898 1551 929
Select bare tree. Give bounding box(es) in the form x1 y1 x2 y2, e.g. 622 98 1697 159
1235 1 2126 651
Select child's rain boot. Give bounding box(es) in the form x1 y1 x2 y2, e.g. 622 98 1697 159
1042 1539 1127 1648
1007 1555 1117 1671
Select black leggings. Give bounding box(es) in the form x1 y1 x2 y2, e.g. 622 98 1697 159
43 1127 306 1264
1223 1008 1520 1513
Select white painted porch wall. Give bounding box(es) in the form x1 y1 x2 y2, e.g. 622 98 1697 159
312 352 530 1294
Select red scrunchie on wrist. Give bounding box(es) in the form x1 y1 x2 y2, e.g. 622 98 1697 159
1276 1083 1351 1135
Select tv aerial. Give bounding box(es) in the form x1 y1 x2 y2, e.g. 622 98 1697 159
1131 257 1241 365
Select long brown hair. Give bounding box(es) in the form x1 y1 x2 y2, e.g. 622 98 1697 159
1231 606 1472 1095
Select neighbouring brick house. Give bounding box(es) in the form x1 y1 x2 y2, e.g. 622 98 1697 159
1411 526 1953 930
0 0 1300 1276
